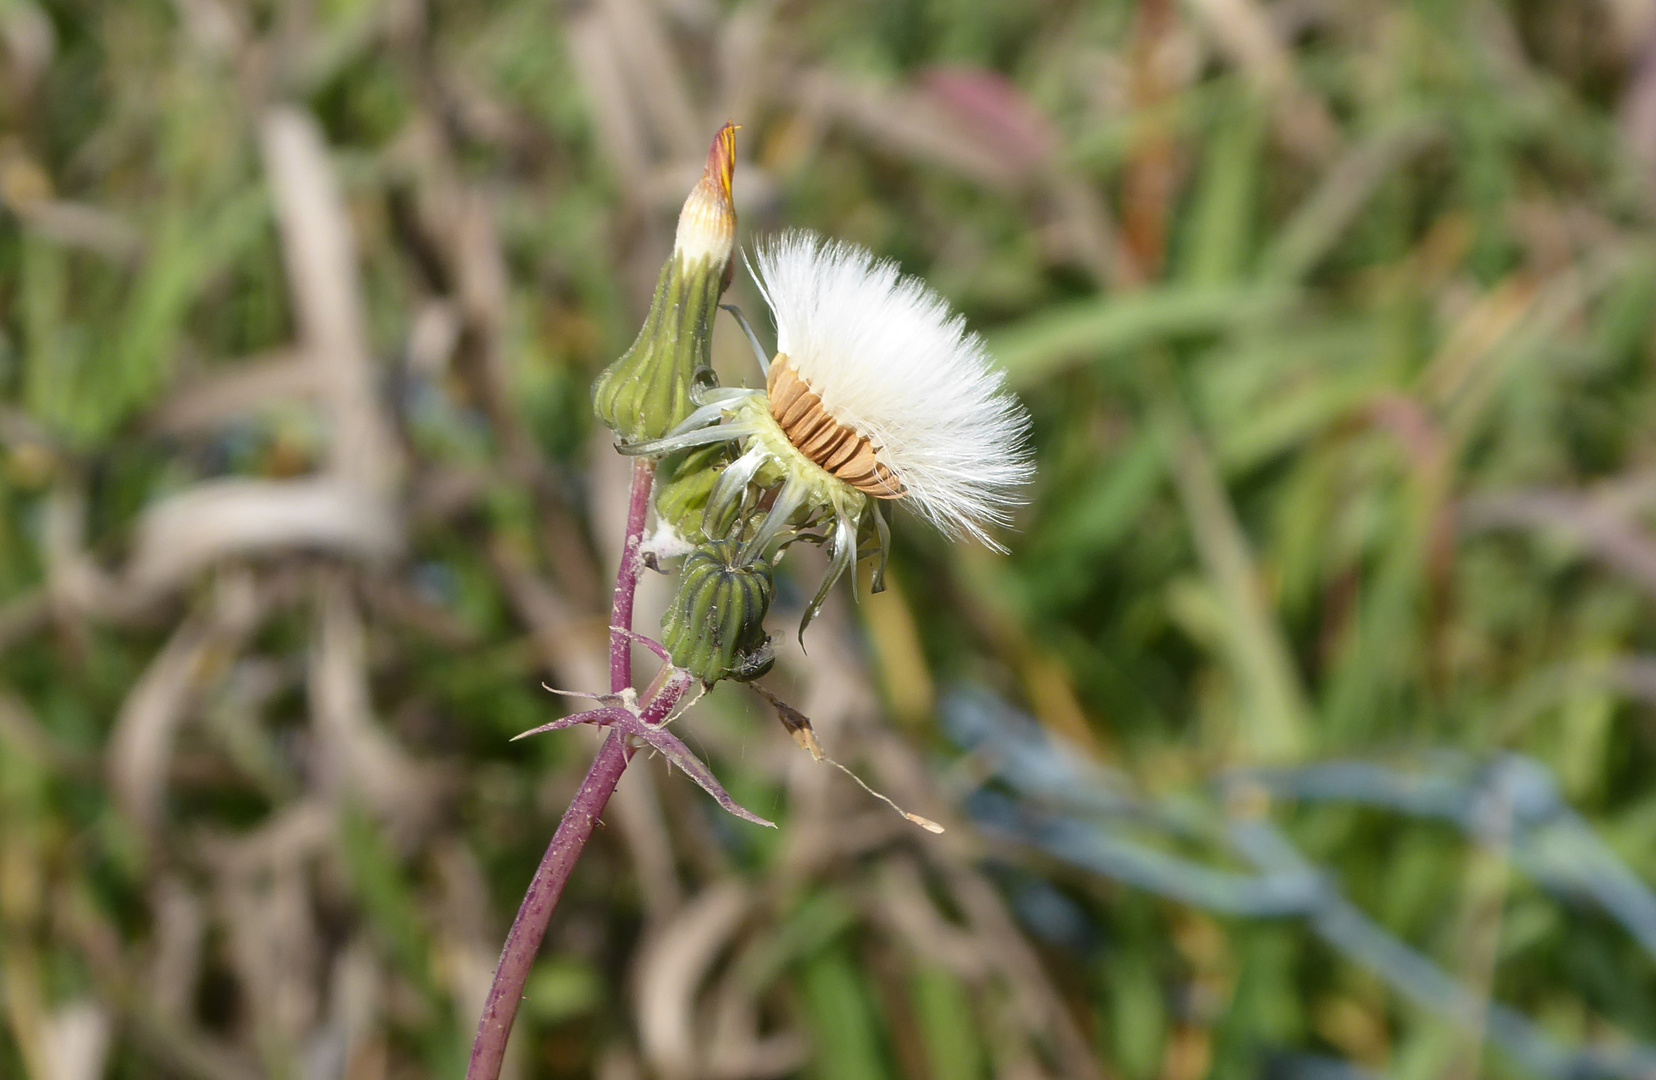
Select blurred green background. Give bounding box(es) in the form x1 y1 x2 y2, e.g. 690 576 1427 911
6 1 1656 1078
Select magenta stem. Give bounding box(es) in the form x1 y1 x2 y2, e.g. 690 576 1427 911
466 458 658 1080
464 731 629 1080
610 458 655 694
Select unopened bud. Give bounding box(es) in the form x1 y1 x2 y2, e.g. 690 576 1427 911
674 122 737 270
653 445 728 548
661 539 775 685
593 123 739 444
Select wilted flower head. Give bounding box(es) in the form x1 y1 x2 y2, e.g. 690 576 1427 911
628 229 1033 631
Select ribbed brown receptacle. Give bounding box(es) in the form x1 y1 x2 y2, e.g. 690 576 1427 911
767 355 904 498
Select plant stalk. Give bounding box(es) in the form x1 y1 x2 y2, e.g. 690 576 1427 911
465 458 658 1080
610 458 654 693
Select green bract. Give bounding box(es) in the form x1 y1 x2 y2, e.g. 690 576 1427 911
652 445 729 548
593 123 736 445
591 252 726 444
661 539 775 685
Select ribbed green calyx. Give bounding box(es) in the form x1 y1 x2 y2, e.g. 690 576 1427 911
661 539 775 685
653 445 729 547
592 252 725 444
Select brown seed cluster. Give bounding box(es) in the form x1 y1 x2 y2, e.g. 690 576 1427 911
767 355 904 498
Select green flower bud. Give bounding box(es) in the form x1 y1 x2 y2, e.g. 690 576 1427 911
593 124 738 444
661 539 775 685
653 445 729 548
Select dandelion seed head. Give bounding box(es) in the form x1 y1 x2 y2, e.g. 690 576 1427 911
751 230 1033 547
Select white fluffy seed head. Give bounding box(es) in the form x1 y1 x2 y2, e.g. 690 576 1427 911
750 230 1034 547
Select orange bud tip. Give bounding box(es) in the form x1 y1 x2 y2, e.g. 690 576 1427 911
675 123 739 264
706 122 739 201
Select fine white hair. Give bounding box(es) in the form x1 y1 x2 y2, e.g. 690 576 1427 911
750 230 1034 547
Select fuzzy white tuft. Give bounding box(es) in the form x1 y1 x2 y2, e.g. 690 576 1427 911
750 230 1033 547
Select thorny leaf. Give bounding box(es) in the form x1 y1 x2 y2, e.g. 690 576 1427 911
516 699 775 828
622 716 777 829
511 706 635 742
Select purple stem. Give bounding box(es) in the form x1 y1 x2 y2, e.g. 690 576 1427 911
465 458 658 1080
610 458 655 694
